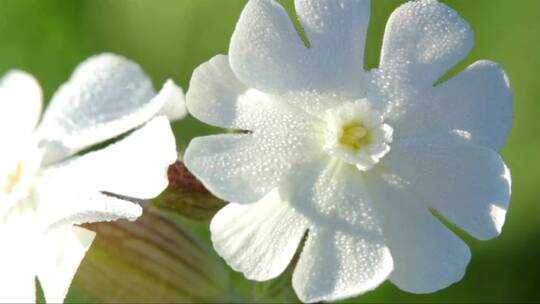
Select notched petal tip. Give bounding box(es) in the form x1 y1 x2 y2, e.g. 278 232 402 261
292 232 394 303
229 0 313 93
380 0 474 86
186 54 248 129
210 193 308 282
393 245 471 294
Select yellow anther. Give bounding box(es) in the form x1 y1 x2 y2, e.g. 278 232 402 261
2 162 24 193
339 122 370 150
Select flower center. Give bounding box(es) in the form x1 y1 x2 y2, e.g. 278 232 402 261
2 162 25 193
339 122 370 150
323 99 393 171
0 144 43 207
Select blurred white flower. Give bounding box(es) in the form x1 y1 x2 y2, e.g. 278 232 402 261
185 0 512 302
0 54 181 303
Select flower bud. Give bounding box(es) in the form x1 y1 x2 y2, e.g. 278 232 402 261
71 206 228 302
152 161 225 220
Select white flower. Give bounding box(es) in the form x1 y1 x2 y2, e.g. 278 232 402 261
0 53 181 303
184 0 512 302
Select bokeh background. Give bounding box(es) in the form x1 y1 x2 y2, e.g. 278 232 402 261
2 0 539 302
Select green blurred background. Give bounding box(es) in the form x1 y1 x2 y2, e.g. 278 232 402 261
1 0 539 302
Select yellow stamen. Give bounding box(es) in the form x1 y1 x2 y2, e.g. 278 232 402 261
2 162 24 193
339 122 371 150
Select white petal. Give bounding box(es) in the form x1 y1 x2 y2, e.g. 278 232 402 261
282 161 393 302
0 250 36 303
293 227 393 303
389 61 512 151
387 61 512 150
43 116 177 200
0 277 35 303
210 190 308 281
230 0 370 97
384 134 511 240
185 130 321 204
0 140 44 213
282 159 381 232
156 79 187 122
379 0 473 87
185 134 288 204
187 55 249 129
432 60 512 150
37 53 165 164
34 184 143 229
366 173 471 293
230 0 313 94
0 212 38 303
37 226 96 303
294 0 370 83
0 70 42 141
187 55 321 129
